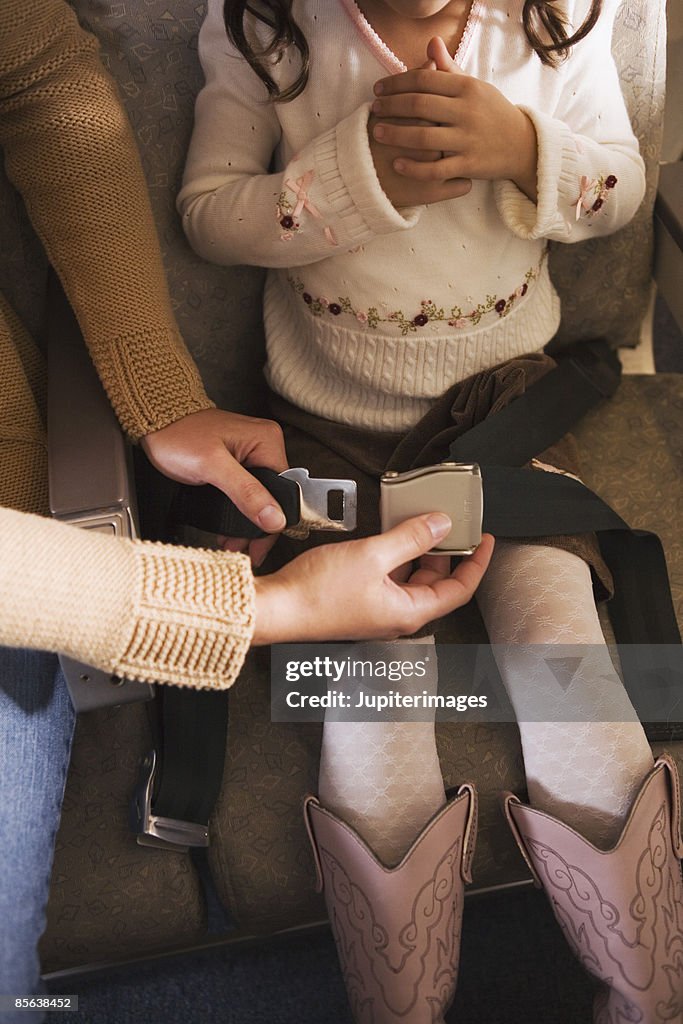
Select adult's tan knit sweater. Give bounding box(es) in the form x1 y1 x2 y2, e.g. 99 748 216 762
0 0 255 689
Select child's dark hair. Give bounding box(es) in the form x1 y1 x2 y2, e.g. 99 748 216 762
523 1 602 65
223 1 310 101
223 1 603 102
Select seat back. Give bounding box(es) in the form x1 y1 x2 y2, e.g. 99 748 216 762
550 0 666 349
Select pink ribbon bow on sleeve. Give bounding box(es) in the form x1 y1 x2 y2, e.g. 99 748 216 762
285 171 338 246
575 175 596 221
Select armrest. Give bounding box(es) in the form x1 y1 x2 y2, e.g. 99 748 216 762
47 273 138 534
46 272 153 711
654 161 683 334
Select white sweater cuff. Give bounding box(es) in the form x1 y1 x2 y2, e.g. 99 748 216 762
495 106 579 241
314 101 421 243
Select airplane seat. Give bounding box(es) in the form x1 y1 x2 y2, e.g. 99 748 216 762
0 0 676 974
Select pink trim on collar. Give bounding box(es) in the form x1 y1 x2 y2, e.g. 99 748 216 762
455 0 482 67
339 0 403 72
339 0 482 74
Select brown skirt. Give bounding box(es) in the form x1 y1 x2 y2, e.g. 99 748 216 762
265 351 613 601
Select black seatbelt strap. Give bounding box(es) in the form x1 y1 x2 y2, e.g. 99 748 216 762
597 529 681 645
128 663 232 928
478 465 682 739
447 340 622 467
440 340 679 641
131 454 232 867
173 467 301 539
476 465 681 647
150 687 228 828
443 344 681 739
145 686 234 932
131 688 229 846
479 466 629 536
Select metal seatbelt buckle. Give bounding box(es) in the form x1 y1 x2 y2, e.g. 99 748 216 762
380 463 483 556
281 467 357 536
130 750 209 852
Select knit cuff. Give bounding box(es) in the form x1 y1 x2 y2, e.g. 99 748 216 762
116 543 255 690
96 328 215 441
313 101 421 245
494 107 579 242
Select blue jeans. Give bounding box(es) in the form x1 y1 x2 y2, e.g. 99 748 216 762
0 649 75 1024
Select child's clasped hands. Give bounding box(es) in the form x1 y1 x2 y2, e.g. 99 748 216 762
369 35 538 207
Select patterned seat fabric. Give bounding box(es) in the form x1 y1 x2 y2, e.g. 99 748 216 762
0 0 672 970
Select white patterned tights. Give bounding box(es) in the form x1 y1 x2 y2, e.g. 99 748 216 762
476 541 653 848
317 635 446 866
318 543 653 863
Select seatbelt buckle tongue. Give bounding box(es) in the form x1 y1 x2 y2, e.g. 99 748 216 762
380 463 483 556
281 467 357 538
130 749 209 852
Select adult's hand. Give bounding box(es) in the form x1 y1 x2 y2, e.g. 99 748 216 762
252 514 494 643
141 408 289 565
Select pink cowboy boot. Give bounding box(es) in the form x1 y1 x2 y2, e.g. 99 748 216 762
503 754 683 1023
304 785 477 1024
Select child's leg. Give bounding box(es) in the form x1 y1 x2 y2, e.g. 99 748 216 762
317 637 446 865
312 637 473 1023
476 540 654 848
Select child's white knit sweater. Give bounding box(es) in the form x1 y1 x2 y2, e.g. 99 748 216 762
179 0 645 431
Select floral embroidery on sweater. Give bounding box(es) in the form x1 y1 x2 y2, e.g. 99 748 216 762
288 257 544 336
277 170 338 245
276 191 300 241
574 174 618 220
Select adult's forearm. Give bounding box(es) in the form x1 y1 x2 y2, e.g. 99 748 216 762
0 0 213 440
0 506 255 690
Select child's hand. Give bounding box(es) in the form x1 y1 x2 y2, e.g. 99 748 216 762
368 111 472 208
372 36 538 202
368 54 472 209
